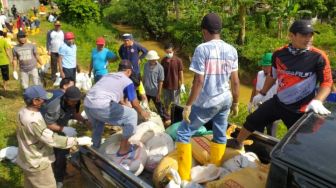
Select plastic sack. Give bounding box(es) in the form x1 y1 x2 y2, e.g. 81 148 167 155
206 167 269 188
101 133 147 176
144 132 174 172
129 120 165 144
221 152 259 177
0 146 18 162
82 73 92 91
165 121 211 141
53 72 62 86
191 164 223 184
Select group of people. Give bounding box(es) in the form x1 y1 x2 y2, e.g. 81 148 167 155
8 10 335 188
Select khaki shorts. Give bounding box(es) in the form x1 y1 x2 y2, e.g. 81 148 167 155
23 164 56 188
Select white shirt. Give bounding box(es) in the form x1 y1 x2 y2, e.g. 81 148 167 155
48 30 64 53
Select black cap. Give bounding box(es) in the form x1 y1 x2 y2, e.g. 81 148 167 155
289 20 319 34
118 60 133 71
17 30 26 38
201 13 222 32
64 86 81 100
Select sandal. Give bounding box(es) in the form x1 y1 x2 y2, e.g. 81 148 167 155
116 144 138 157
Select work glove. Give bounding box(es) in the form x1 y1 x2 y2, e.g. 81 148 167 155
252 93 264 106
230 102 239 116
247 102 254 114
182 105 191 124
76 136 93 146
305 99 331 115
180 84 186 94
62 127 77 137
13 71 18 80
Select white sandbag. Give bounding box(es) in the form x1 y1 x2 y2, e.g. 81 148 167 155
0 146 18 162
81 110 88 120
148 111 164 128
129 120 165 144
75 72 85 90
144 132 174 171
82 73 92 91
220 152 259 177
191 164 223 184
53 72 62 86
101 133 147 176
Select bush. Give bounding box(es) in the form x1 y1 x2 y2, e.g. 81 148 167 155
55 0 100 26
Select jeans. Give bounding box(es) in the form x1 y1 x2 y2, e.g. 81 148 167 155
163 89 180 109
176 95 232 144
84 102 138 148
52 148 69 182
147 95 170 121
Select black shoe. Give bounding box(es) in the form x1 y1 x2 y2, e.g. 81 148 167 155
227 138 243 150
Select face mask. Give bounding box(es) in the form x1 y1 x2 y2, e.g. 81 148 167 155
166 52 174 58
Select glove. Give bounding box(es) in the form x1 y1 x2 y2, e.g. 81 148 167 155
77 136 93 146
247 102 254 113
13 71 18 80
305 99 331 115
180 84 186 94
182 105 191 124
252 93 264 106
230 102 239 116
62 127 77 137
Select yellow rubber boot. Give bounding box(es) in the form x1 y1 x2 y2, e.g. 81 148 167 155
210 142 226 166
35 28 40 34
176 142 192 181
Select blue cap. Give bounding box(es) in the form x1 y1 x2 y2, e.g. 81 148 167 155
122 33 133 40
23 85 52 100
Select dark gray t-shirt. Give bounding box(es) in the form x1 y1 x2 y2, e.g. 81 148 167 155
43 97 76 127
13 43 37 72
143 62 164 97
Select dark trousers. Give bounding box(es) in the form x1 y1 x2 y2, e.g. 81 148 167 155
147 95 170 121
244 97 304 133
62 67 76 82
52 148 69 182
50 52 59 81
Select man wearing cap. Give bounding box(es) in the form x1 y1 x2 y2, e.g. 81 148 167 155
248 53 279 136
42 86 88 186
13 30 43 89
118 33 148 80
58 32 77 81
46 21 64 81
16 85 92 188
143 50 169 122
176 13 240 180
89 37 117 83
227 19 333 149
84 60 150 153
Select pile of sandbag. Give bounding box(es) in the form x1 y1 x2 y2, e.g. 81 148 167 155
53 72 93 91
99 112 174 176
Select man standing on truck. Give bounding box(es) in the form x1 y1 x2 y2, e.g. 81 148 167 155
84 60 150 154
176 13 240 180
227 20 333 149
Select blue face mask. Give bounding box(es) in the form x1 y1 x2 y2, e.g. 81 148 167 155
166 52 174 58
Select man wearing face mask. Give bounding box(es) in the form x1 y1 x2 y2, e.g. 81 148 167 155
176 13 240 181
13 30 43 89
58 32 77 81
89 37 117 83
42 86 89 187
161 43 185 115
227 20 333 150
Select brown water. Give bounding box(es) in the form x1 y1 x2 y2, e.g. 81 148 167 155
113 24 252 105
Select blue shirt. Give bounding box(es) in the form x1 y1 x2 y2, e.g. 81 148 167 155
118 42 148 74
190 39 238 108
91 48 116 76
59 43 77 69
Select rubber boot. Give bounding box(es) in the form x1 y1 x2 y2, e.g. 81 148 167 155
210 142 226 167
176 142 192 181
35 28 40 34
